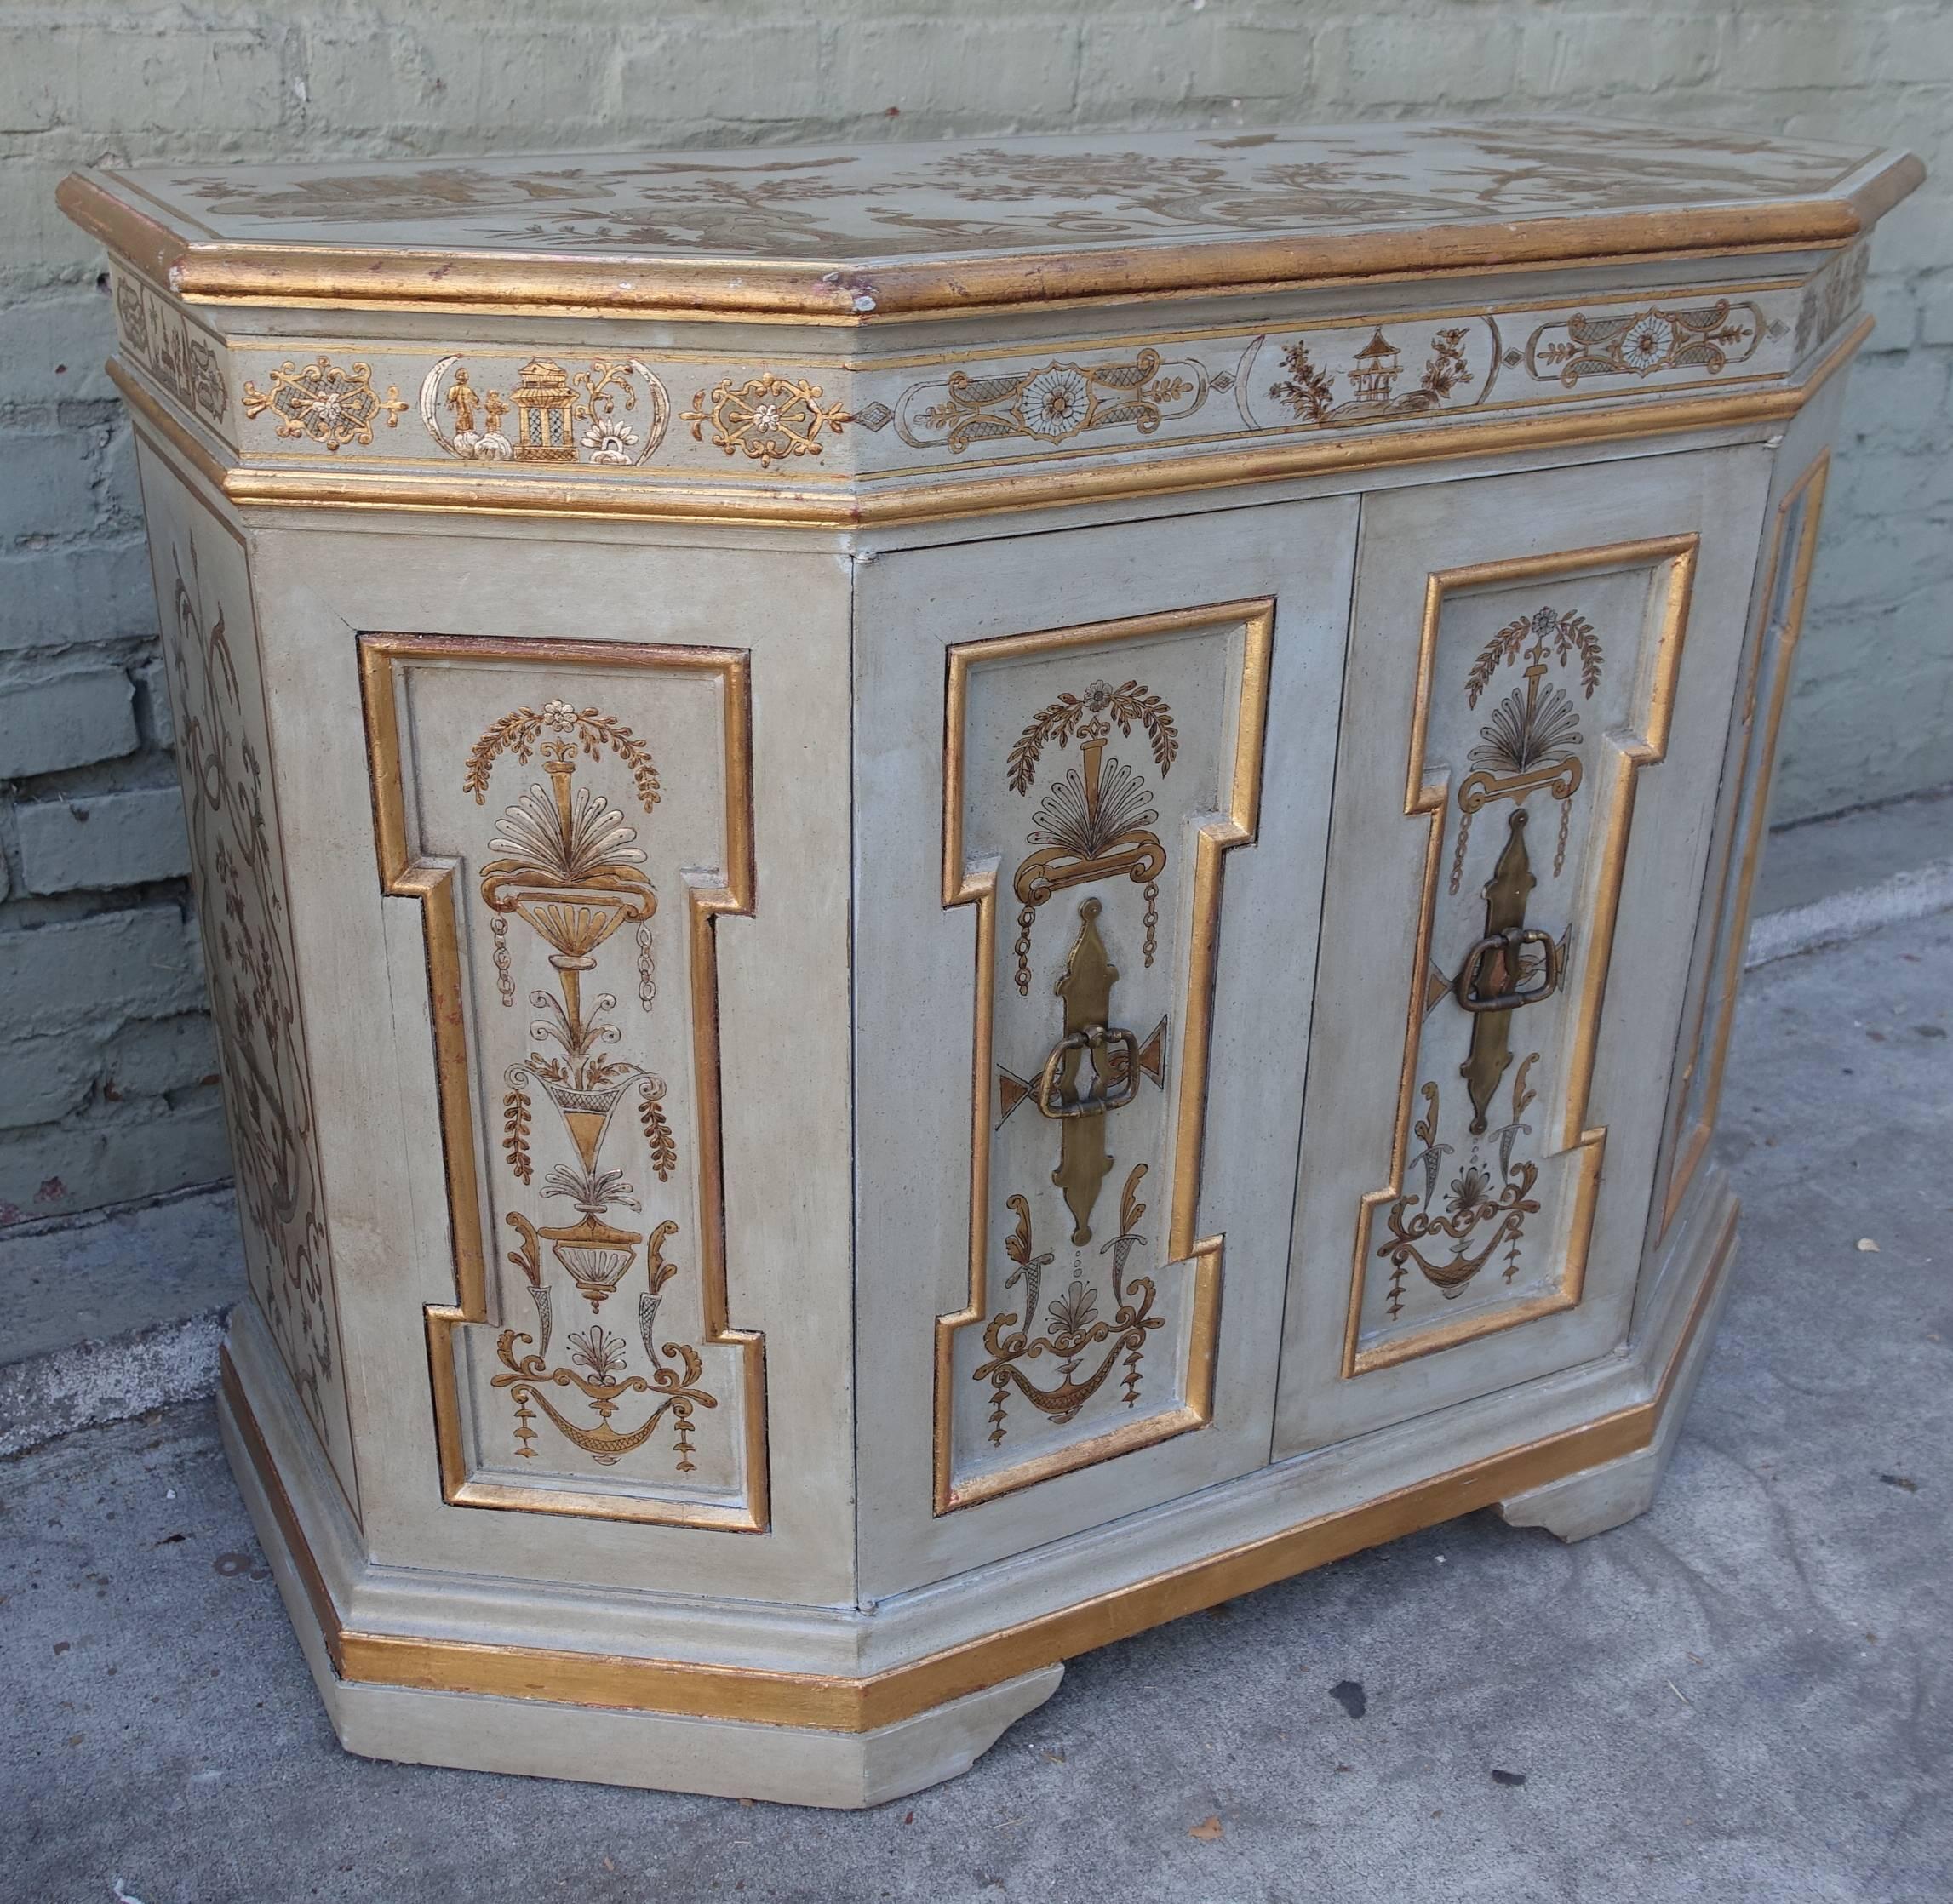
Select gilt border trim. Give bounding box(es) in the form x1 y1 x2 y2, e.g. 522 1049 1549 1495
106 314 1875 532
358 632 768 1533
60 155 1922 323
219 1195 1735 1735
934 600 1273 1513
1345 534 1698 1377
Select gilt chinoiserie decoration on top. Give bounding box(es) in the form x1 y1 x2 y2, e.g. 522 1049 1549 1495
421 355 671 466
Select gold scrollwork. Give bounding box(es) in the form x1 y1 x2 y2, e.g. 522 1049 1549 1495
897 349 1210 454
975 1166 1163 1445
1526 300 1767 386
680 372 850 469
242 355 406 451
1006 676 1177 993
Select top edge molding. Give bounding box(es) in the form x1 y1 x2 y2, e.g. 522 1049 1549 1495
59 121 1922 324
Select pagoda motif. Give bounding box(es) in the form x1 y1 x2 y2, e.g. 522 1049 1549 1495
509 357 579 463
1349 327 1404 403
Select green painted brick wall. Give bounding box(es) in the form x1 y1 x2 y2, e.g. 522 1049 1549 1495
1 0 1948 1221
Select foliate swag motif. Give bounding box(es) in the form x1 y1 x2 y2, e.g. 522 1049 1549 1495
466 698 710 1469
976 1165 1162 1447
1007 677 1178 994
1451 604 1604 892
680 373 851 469
902 350 1209 454
241 355 407 450
1526 300 1765 386
1377 1059 1542 1317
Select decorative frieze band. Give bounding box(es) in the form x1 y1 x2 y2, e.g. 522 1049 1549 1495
108 260 1858 506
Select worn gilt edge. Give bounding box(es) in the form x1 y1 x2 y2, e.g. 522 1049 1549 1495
1347 537 1698 1377
358 632 769 1533
59 158 1922 321
217 1198 1735 1732
933 602 1271 1514
106 316 1876 532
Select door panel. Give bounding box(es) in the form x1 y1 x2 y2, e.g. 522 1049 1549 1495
937 601 1269 1511
856 499 1358 1595
1274 449 1771 1455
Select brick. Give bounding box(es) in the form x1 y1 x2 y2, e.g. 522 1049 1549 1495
99 423 141 528
0 433 98 546
0 666 138 779
1861 274 1919 353
1515 14 1721 97
1718 14 1899 94
16 785 191 894
0 538 158 655
1316 17 1523 108
1921 277 1953 347
306 24 619 136
102 1011 218 1101
134 652 175 749
0 906 203 1034
828 18 1083 123
0 289 117 405
0 1031 99 1130
1076 17 1315 114
617 24 828 127
0 24 287 138
0 1092 231 1223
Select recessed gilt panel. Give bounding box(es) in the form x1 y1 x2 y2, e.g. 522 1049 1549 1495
936 602 1269 1512
360 634 765 1530
1348 540 1696 1375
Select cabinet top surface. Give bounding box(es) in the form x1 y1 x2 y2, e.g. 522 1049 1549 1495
65 118 1918 321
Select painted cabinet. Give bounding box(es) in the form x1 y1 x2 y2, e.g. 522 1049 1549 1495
69 118 1918 1807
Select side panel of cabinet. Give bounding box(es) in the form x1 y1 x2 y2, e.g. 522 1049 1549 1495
131 433 362 1520
856 499 1359 1597
1274 448 1771 1455
245 521 857 1606
1649 381 1845 1263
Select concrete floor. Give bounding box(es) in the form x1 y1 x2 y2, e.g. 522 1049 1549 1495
3 907 1949 1904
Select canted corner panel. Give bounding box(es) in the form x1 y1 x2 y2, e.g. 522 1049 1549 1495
1656 452 1831 1240
358 633 767 1532
934 601 1271 1513
131 435 359 1518
1346 537 1697 1376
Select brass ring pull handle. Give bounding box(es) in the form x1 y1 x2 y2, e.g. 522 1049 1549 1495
1452 927 1561 1015
1034 1023 1140 1119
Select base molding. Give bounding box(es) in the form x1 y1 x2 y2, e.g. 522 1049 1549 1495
218 1188 1736 1807
1497 1212 1738 1541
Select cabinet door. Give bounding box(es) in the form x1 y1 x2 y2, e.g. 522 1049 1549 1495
856 498 1358 1596
1274 448 1771 1455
